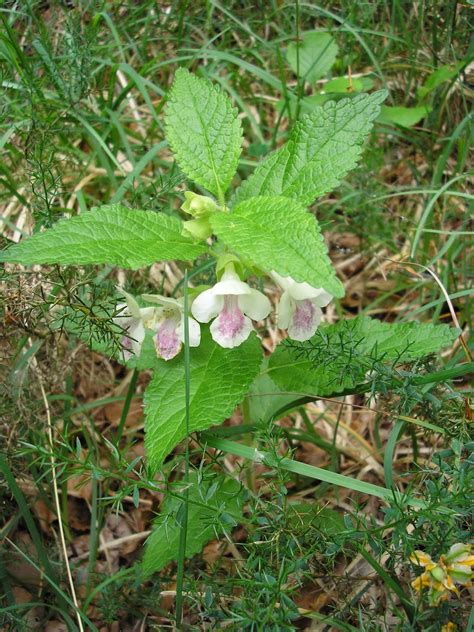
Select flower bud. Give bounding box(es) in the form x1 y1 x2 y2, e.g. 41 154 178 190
181 218 212 242
430 566 446 583
181 192 217 218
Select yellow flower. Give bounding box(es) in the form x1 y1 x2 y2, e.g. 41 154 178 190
410 544 474 606
441 623 456 632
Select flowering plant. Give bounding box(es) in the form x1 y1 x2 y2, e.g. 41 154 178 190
1 68 460 577
410 544 474 606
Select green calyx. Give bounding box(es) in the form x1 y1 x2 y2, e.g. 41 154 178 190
181 191 218 218
215 253 245 280
430 566 446 583
182 217 213 242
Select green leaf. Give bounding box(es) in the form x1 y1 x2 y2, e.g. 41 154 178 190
126 331 160 370
417 63 463 99
286 31 338 84
234 91 387 206
0 205 207 268
211 196 344 298
287 503 344 535
268 316 459 398
324 76 374 93
205 436 426 508
144 328 262 472
165 68 243 199
377 105 430 128
246 361 301 424
142 472 243 576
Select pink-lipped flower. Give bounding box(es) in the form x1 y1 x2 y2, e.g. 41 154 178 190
191 264 271 348
271 271 333 341
142 294 201 361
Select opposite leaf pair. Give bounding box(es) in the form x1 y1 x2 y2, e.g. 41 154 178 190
1 69 386 307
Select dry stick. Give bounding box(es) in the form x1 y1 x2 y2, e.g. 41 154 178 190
31 347 85 632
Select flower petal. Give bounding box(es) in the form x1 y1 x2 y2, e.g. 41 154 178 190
118 289 142 319
191 289 224 323
177 315 201 348
154 317 181 361
293 286 333 307
445 543 472 563
270 271 291 291
129 319 145 343
140 306 158 329
212 278 251 296
276 290 292 329
113 314 134 330
272 273 333 307
238 288 272 321
410 551 434 567
120 335 133 362
313 290 333 307
213 266 251 296
288 281 332 305
288 299 322 341
210 297 252 348
128 320 145 356
447 563 473 584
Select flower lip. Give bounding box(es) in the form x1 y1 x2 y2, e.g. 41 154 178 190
155 315 181 361
141 293 201 360
192 263 271 347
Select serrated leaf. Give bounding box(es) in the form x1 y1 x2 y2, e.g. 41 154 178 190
142 472 243 576
126 330 160 369
0 205 207 268
165 68 243 199
144 328 262 472
287 31 338 84
268 316 458 398
233 91 386 207
246 361 301 424
211 196 344 298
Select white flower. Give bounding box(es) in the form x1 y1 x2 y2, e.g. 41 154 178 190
113 290 156 361
191 264 271 348
142 294 201 361
271 271 333 341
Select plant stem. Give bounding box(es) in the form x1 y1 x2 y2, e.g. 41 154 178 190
175 270 191 627
115 367 139 444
